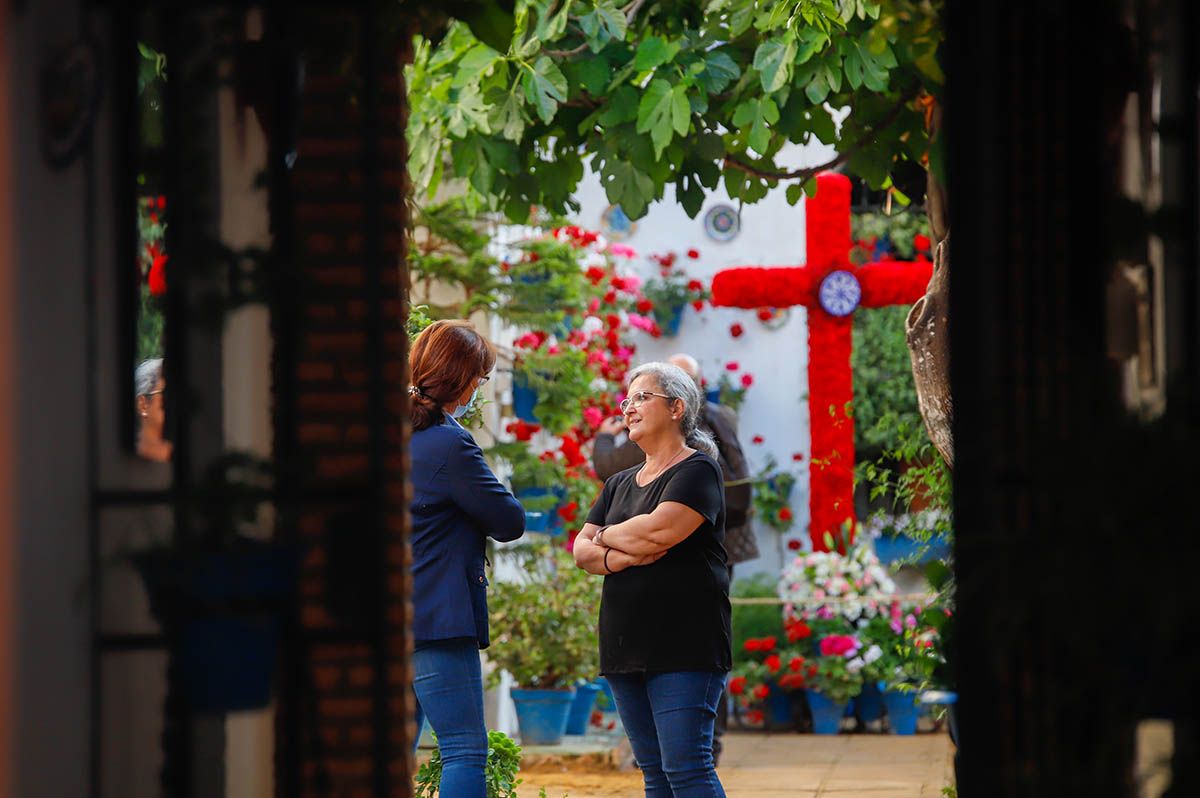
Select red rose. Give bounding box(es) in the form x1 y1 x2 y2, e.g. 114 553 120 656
725 361 739 371
730 323 744 338
762 636 777 650
757 308 773 321
636 298 654 314
586 266 606 285
765 655 781 674
728 676 747 696
752 435 764 445
787 539 802 550
148 252 168 295
603 290 617 304
691 299 704 311
687 279 704 292
778 507 793 522
687 248 700 259
752 684 770 700
743 639 760 653
741 373 754 388
789 656 805 672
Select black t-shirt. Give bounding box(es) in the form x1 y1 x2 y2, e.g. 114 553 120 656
586 452 732 674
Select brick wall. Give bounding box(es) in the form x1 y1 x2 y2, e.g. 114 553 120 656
273 10 413 797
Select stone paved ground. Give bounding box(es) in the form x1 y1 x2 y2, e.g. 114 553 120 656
516 731 956 797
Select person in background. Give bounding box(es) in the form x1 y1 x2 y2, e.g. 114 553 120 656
575 361 730 797
408 320 526 797
134 358 172 463
591 353 756 764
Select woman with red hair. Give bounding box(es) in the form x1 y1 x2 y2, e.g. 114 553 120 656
408 320 525 797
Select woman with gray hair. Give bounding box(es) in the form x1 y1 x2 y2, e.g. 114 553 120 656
134 358 172 462
573 361 729 797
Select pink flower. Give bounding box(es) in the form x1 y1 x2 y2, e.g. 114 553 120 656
583 407 605 428
890 619 903 634
587 350 610 367
905 614 917 629
725 362 739 371
547 344 561 355
588 298 601 314
627 313 656 333
609 243 637 259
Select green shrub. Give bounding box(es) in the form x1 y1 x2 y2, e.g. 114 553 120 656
731 572 785 666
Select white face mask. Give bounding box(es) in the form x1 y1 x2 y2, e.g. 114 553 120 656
452 388 479 419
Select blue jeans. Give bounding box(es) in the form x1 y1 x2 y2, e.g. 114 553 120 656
412 638 488 798
606 671 727 797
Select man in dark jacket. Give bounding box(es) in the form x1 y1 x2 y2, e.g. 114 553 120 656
591 353 758 763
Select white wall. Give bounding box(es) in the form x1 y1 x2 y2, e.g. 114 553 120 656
567 141 838 581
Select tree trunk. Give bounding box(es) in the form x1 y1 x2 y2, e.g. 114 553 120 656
905 165 953 468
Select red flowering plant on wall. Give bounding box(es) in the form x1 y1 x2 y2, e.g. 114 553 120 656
640 250 711 329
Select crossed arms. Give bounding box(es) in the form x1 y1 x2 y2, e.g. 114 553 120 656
572 501 706 575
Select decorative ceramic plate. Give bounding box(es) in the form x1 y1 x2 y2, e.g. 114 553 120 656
703 204 740 242
600 204 636 241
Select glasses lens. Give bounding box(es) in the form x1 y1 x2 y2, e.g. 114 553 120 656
479 375 490 385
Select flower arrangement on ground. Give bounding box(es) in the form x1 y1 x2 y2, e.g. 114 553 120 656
778 540 896 620
727 615 816 728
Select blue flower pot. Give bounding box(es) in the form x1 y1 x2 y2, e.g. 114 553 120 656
512 377 539 423
511 687 576 746
516 488 565 535
883 689 920 735
134 543 298 714
805 690 847 735
765 680 794 729
856 681 885 722
564 682 602 735
705 388 721 404
656 304 685 337
874 532 951 566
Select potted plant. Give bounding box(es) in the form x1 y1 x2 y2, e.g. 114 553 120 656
132 453 299 713
805 635 866 734
640 257 709 337
415 729 524 798
752 456 797 536
860 603 943 734
487 543 601 745
489 439 566 533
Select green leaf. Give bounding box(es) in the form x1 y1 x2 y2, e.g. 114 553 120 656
753 36 796 93
453 44 499 88
446 84 492 137
536 0 573 41
915 49 945 85
808 108 837 144
844 48 864 90
795 28 827 64
580 0 628 51
786 183 804 206
601 159 654 219
634 36 680 72
571 56 612 95
523 56 568 123
489 88 526 141
636 79 688 158
804 70 829 104
698 50 740 93
732 98 779 154
598 85 639 125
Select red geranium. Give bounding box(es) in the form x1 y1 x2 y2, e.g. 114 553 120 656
752 435 764 445
752 683 770 700
728 676 747 696
636 298 654 314
786 619 812 642
687 248 700 259
603 289 617 304
757 308 773 322
792 452 804 462
148 251 168 295
788 656 805 672
913 233 931 252
557 502 579 523
687 279 704 292
741 373 754 388
585 266 606 285
744 709 764 726
725 361 739 371
778 507 793 522
691 300 704 311
730 323 744 338
765 655 781 674
787 539 802 550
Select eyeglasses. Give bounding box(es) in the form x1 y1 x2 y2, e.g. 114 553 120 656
619 391 674 413
143 389 164 398
478 375 490 385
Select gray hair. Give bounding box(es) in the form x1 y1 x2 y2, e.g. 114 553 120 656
135 358 163 397
626 361 718 459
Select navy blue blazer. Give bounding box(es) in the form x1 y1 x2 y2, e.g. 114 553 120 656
410 413 525 648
